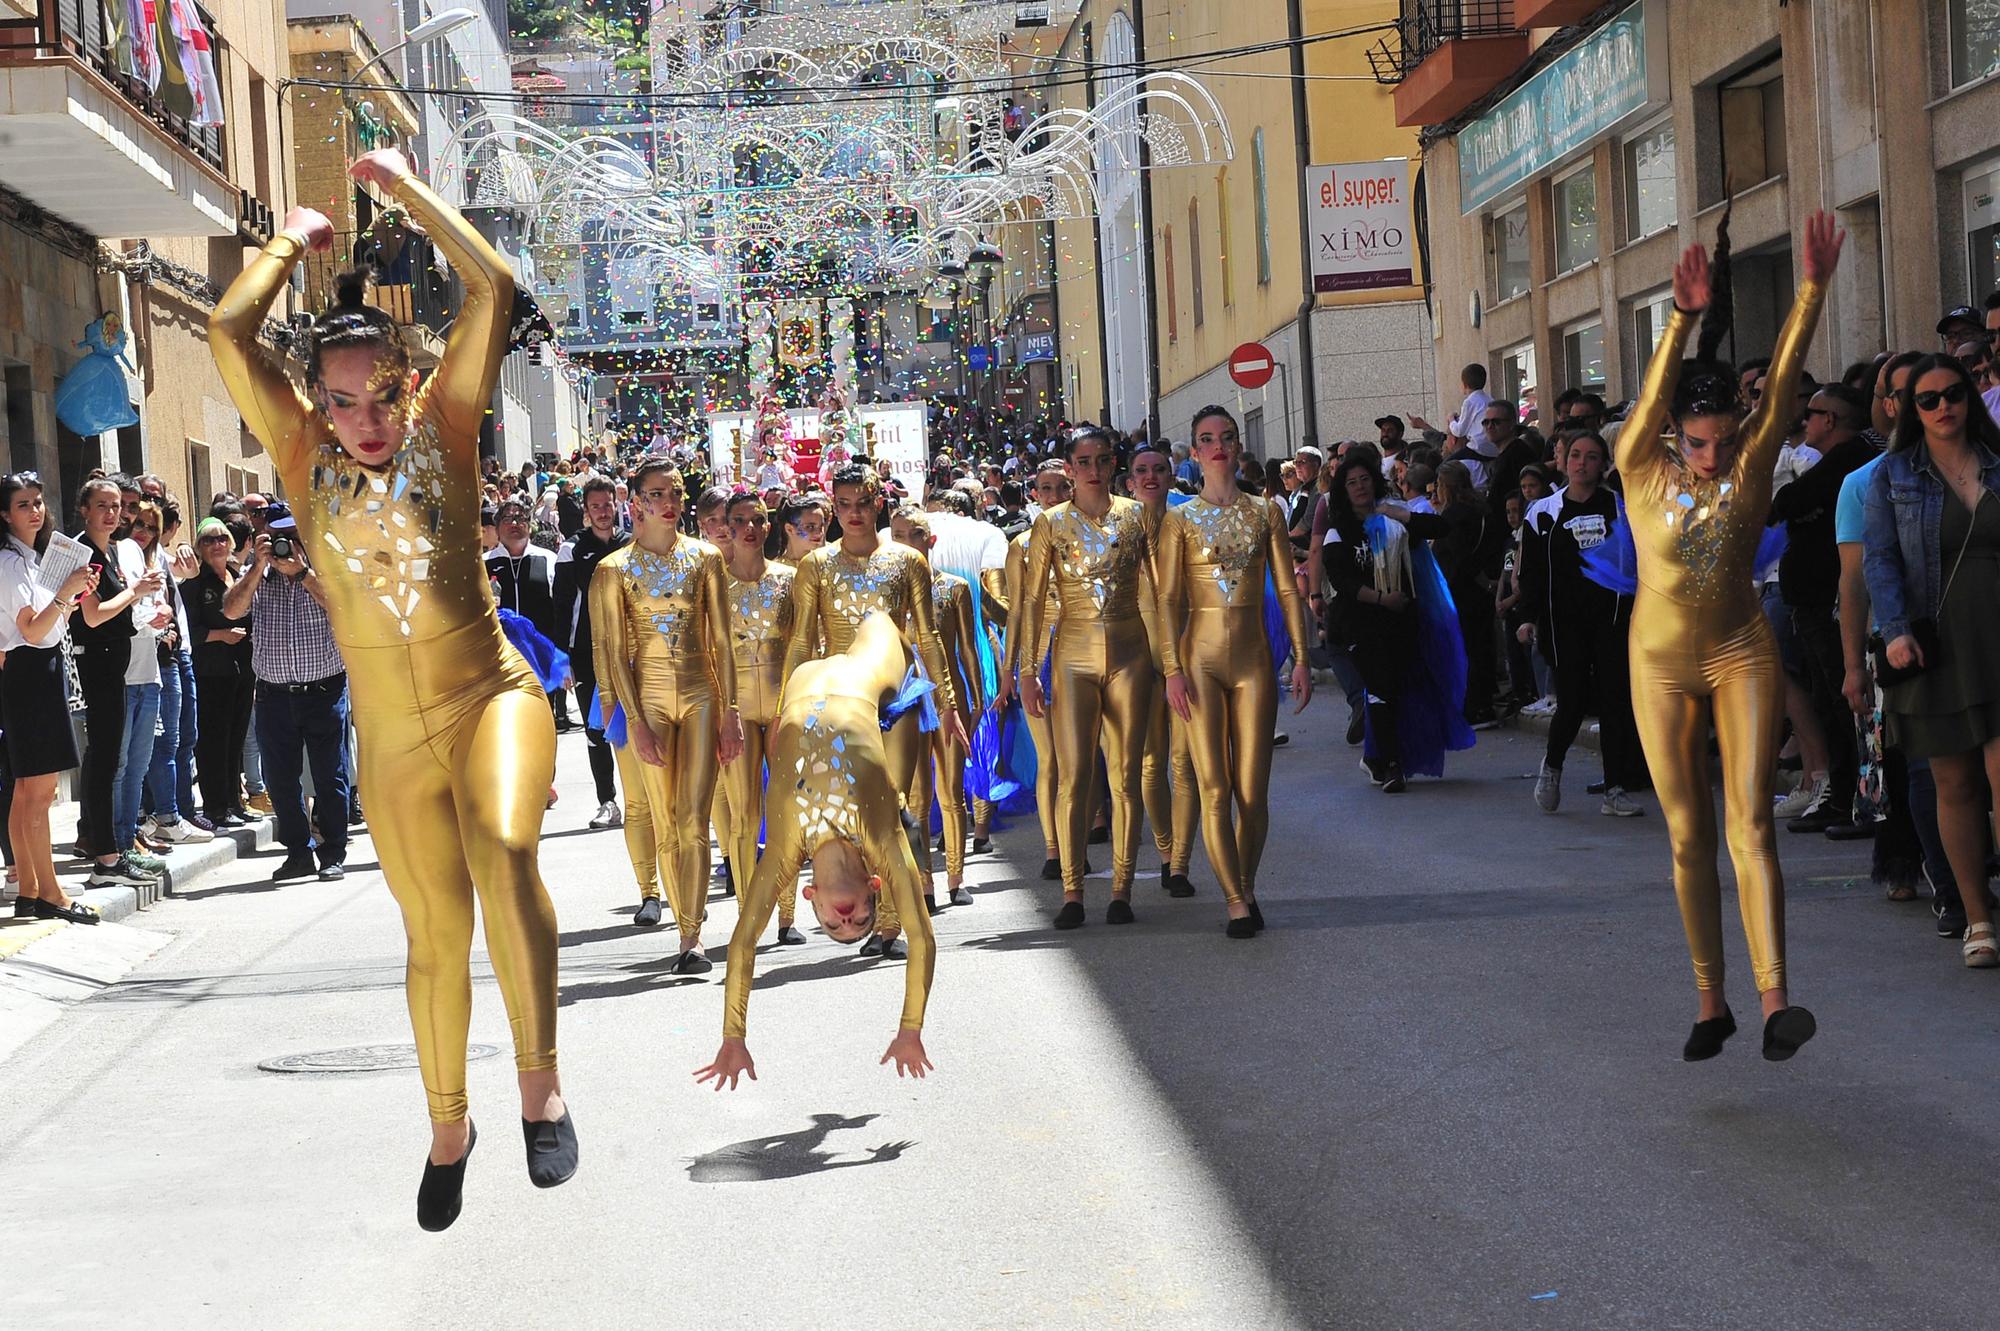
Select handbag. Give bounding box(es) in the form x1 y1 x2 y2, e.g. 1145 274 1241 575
1868 495 1978 687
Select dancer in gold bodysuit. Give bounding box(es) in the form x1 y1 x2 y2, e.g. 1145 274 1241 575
695 487 738 899
1156 407 1314 937
1619 209 1843 1062
992 461 1074 880
1013 430 1160 928
695 612 937 1090
718 492 803 944
785 463 964 957
891 505 986 908
208 148 575 1229
1129 441 1199 896
591 462 743 972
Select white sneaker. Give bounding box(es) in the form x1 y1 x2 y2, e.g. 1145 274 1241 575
1521 696 1558 717
588 801 622 830
1534 761 1562 813
150 818 215 844
1773 772 1828 819
1599 787 1644 818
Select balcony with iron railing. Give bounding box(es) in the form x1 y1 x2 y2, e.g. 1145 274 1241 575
0 0 238 236
298 228 457 365
1368 1 1532 128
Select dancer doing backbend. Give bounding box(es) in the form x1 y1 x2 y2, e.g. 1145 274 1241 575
1620 208 1843 1062
590 461 743 968
1011 430 1160 928
890 504 987 909
209 147 578 1230
992 460 1074 881
1128 439 1199 896
695 612 938 1090
718 491 803 945
1156 407 1314 937
784 464 964 958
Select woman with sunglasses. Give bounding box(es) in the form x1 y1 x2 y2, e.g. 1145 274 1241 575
210 146 578 1229
188 518 256 830
1863 353 2000 967
0 473 106 922
1617 209 1843 1062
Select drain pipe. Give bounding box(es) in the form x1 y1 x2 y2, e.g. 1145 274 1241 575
1287 0 1321 453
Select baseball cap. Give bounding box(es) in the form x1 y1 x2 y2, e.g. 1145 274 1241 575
1938 305 1981 334
1374 415 1404 429
262 500 297 532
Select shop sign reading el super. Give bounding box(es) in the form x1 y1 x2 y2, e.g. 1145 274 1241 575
1457 0 1665 214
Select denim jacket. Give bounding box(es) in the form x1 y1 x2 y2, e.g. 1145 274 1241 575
1861 437 2000 643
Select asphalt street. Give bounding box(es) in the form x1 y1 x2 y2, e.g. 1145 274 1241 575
3 706 1997 1330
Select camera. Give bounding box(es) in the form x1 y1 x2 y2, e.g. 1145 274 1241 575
270 535 294 561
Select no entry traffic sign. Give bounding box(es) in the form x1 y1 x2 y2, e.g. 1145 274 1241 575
1228 342 1275 390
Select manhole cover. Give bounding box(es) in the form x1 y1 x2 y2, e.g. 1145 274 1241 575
258 1043 502 1075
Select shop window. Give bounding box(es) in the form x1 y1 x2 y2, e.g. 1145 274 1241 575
1164 224 1179 343
1562 320 1607 394
1627 289 1674 387
1967 157 2000 301
1490 202 1530 303
1499 340 1536 408
1189 199 1205 328
1717 58 1786 193
1949 0 2000 87
1553 166 1599 274
1252 129 1271 285
1623 119 1676 242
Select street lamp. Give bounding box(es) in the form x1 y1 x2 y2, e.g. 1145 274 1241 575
353 7 480 83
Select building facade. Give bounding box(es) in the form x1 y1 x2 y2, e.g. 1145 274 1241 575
1393 0 2000 425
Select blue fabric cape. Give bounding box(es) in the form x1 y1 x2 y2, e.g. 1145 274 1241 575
1361 514 1475 778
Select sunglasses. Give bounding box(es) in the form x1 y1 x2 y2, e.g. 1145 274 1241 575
1913 383 1970 412
1481 417 1508 428
1802 406 1834 421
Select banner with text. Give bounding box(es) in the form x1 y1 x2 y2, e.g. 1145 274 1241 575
1305 159 1415 293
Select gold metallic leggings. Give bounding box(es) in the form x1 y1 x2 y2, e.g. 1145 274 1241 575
866 711 928 934
1143 678 1196 875
1629 597 1787 993
911 728 970 880
615 671 720 937
720 719 797 926
350 625 559 1124
1049 622 1154 895
1180 610 1278 907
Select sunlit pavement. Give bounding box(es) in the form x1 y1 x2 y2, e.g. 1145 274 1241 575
3 708 1996 1329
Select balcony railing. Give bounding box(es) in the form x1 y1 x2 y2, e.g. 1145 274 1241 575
299 228 459 344
0 0 226 170
1369 1 1518 84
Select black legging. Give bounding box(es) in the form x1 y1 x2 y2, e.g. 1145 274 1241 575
1544 609 1648 791
1449 576 1496 719
1352 612 1419 769
76 658 126 854
572 657 617 806
195 672 254 818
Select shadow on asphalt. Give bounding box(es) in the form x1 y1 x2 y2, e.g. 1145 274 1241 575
685 1112 914 1183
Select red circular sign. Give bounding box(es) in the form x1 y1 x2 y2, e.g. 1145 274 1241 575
1228 342 1275 390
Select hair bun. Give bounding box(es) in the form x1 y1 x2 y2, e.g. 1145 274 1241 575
331 263 377 312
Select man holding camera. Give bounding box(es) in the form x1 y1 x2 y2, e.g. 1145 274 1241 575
222 502 351 883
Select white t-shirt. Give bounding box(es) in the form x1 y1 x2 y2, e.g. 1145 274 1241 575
118 538 162 686
0 538 63 652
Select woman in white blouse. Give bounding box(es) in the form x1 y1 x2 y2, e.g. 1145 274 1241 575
111 499 175 872
0 473 103 923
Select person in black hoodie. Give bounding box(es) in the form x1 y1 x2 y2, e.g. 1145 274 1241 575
486 497 568 730
1517 431 1647 816
552 475 630 830
1768 383 1877 834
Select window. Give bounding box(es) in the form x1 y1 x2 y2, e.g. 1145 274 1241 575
1164 224 1179 343
1490 202 1530 303
186 440 212 513
1967 156 2000 301
1562 320 1607 393
1244 406 1264 458
1217 169 1234 306
1623 119 1676 241
1252 129 1271 285
1499 341 1536 407
1718 58 1786 192
1189 199 1205 327
1950 0 2000 87
1628 289 1674 384
1552 166 1599 274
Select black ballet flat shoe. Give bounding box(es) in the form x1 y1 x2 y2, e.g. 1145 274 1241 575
1040 857 1062 881
777 924 807 946
924 895 944 917
1225 916 1258 939
671 949 714 975
971 837 993 855
1248 901 1265 932
1762 1006 1817 1062
1087 825 1109 845
1053 901 1086 930
1167 874 1196 899
1681 1008 1736 1061
13 894 40 919
35 897 102 925
417 1121 477 1232
858 934 888 957
633 897 663 928
1106 899 1135 925
522 1111 578 1189
881 937 907 961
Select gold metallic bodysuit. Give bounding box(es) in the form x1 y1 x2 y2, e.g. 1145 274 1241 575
209 171 555 1124
998 530 1064 859
1616 280 1825 993
1138 500 1197 878
590 538 737 938
724 613 935 1039
1015 498 1159 897
913 570 984 882
720 560 797 925
1155 493 1312 907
